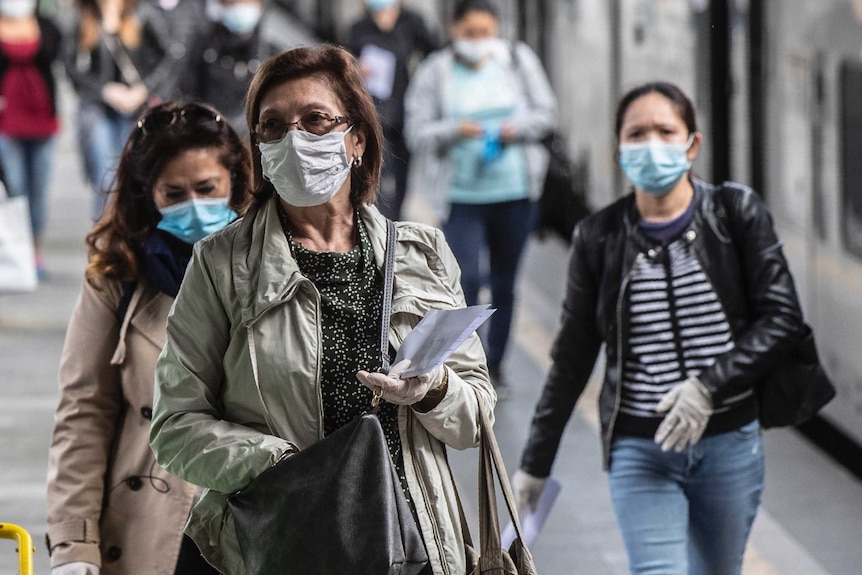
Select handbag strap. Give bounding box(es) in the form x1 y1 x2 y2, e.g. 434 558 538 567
103 34 144 86
379 219 396 372
477 401 529 549
449 398 530 562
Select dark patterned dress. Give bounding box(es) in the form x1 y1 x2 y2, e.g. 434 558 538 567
278 207 413 508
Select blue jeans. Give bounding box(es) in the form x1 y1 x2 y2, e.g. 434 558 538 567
0 135 56 240
443 199 535 370
608 420 764 575
76 102 135 220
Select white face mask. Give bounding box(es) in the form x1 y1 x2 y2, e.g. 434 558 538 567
0 0 36 18
258 127 355 207
453 38 507 65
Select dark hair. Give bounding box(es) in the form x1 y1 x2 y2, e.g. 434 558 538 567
85 101 252 284
614 82 697 138
453 0 499 23
244 45 383 209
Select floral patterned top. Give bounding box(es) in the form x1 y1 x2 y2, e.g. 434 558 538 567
278 205 413 509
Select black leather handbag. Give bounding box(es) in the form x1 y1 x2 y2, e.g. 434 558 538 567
227 220 429 575
757 323 835 428
714 184 835 428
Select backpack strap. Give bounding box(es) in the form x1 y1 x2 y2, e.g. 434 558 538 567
116 281 137 325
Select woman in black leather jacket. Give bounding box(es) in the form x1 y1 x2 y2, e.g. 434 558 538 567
512 82 805 575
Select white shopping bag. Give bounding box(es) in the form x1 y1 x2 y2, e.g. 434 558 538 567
0 180 38 293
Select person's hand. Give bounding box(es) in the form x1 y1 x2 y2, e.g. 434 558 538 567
101 82 149 115
512 469 546 515
101 82 128 112
499 124 518 143
51 562 100 575
458 120 483 139
356 359 445 406
654 376 713 452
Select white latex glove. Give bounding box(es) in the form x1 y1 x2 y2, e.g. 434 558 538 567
52 562 100 575
512 468 547 515
356 359 445 406
654 376 713 452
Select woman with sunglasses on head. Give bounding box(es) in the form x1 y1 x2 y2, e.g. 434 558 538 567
148 45 495 575
513 82 807 574
46 102 250 575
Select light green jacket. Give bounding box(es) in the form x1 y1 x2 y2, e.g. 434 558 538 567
150 199 495 575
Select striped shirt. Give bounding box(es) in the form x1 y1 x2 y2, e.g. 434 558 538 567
618 235 753 425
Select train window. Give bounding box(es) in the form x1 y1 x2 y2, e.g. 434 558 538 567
840 59 862 256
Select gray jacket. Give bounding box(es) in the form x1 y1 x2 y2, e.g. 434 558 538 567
150 201 495 575
404 41 557 222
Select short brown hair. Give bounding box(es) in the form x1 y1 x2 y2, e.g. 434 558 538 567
244 44 383 208
85 102 252 284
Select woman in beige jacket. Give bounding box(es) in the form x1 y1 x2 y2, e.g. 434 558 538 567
149 45 496 575
46 102 251 575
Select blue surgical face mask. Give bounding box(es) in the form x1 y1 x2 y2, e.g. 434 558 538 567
156 197 237 244
366 0 397 11
221 3 262 35
618 136 694 196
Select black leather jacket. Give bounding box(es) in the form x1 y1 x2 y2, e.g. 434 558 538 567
521 178 805 474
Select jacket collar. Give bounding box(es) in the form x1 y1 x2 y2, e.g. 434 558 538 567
232 197 390 325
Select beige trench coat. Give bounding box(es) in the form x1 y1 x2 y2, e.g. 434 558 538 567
150 201 496 575
46 277 198 574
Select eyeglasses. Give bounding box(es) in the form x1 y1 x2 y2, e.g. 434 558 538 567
253 112 349 143
137 104 223 135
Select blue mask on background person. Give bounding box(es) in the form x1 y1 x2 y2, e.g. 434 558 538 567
156 197 237 244
366 0 397 11
618 136 694 196
221 3 262 35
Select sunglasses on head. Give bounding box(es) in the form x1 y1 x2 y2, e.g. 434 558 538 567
137 104 224 135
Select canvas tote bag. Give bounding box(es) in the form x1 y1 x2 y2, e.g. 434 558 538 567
0 179 38 293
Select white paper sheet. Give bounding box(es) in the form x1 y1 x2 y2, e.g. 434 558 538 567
360 44 397 100
394 304 495 379
501 476 562 548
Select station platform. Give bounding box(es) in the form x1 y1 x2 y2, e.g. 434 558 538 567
2 84 862 575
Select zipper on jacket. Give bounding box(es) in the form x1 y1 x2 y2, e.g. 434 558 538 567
605 253 640 469
406 414 450 574
663 248 690 381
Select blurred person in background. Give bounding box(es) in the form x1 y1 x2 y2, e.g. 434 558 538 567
46 101 251 575
345 0 440 220
0 0 62 279
144 0 207 102
181 0 313 133
64 0 175 220
404 0 556 396
513 82 804 575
